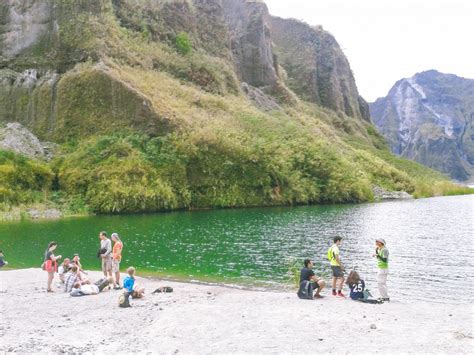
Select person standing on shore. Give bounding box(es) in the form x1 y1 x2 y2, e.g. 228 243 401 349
99 232 112 278
328 236 345 297
373 238 389 301
111 233 123 289
43 241 62 292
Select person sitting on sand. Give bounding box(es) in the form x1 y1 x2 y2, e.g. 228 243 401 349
71 254 83 270
346 270 382 304
64 266 81 293
0 250 8 268
71 253 90 284
297 259 326 299
43 241 62 293
58 258 71 283
123 267 145 299
328 236 345 297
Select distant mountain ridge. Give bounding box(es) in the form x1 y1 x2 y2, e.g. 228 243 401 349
370 70 474 181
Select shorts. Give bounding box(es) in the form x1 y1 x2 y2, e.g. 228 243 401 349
44 260 57 273
331 266 344 278
101 256 112 273
112 259 121 273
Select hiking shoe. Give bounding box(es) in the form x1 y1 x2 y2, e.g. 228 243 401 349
337 291 346 298
314 294 324 299
332 290 337 296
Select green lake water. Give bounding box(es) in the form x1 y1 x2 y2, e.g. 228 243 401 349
0 195 472 303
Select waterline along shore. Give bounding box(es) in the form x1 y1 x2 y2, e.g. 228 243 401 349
0 269 472 354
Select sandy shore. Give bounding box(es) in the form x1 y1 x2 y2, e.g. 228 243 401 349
0 269 472 354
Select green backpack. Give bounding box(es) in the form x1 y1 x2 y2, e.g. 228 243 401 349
327 246 334 262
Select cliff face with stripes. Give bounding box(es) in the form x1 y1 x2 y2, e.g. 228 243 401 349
370 70 474 181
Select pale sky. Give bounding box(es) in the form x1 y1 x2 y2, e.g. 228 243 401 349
264 0 474 101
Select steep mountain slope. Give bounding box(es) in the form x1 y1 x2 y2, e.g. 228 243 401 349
370 70 474 181
268 16 370 121
0 0 469 215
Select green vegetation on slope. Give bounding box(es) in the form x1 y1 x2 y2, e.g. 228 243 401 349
1 0 472 218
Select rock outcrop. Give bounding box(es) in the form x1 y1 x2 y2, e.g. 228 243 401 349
370 70 474 181
372 186 413 201
269 17 370 121
0 122 56 160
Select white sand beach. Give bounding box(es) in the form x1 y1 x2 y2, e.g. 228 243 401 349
0 268 472 354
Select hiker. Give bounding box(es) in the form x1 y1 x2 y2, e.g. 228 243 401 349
373 238 390 301
64 265 81 293
98 231 112 278
71 253 89 284
346 270 382 304
123 267 145 299
58 258 71 283
328 236 345 297
70 277 114 296
43 241 62 292
71 253 83 271
297 259 326 299
111 232 123 289
0 250 8 268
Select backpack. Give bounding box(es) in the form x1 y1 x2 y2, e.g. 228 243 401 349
297 280 314 300
119 291 131 308
152 286 173 294
327 246 335 262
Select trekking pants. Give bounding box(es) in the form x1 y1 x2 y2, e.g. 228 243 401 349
377 268 389 298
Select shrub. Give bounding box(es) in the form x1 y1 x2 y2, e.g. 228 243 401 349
175 32 192 55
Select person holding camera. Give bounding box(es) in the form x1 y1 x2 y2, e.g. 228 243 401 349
98 231 112 279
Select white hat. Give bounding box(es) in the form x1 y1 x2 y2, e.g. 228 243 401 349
376 238 386 245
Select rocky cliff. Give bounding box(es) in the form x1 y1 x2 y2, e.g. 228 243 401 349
268 16 370 121
370 70 474 181
1 1 468 215
0 0 369 141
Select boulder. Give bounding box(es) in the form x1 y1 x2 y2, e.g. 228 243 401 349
0 122 57 160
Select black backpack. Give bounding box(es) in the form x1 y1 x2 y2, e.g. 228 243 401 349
297 280 314 300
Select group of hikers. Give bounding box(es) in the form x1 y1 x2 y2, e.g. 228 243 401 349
298 236 390 303
42 231 145 301
4 232 390 304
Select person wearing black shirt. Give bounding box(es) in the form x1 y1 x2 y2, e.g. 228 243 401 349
298 259 326 299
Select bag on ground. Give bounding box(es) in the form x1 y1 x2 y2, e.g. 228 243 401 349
152 286 173 294
297 280 314 300
119 291 131 308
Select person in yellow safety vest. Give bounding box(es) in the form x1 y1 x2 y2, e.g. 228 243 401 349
327 236 345 297
373 238 390 302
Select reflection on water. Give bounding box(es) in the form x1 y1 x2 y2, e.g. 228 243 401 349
0 195 472 304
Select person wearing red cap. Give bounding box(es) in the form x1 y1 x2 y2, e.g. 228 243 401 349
373 238 389 301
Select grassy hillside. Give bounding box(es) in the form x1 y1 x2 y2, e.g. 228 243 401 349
0 0 472 218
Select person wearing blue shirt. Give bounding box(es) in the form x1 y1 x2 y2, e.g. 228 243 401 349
123 267 145 298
